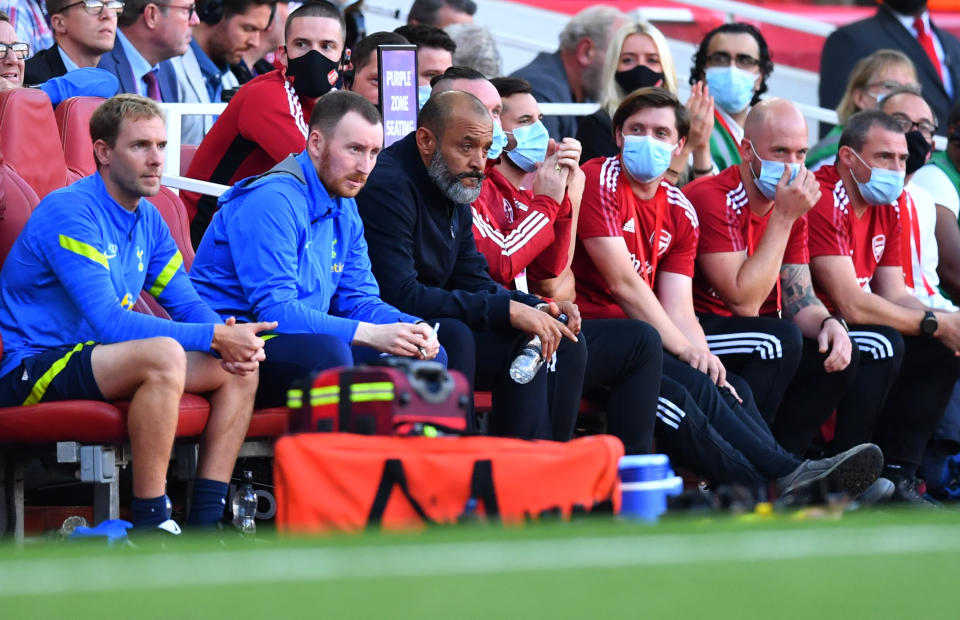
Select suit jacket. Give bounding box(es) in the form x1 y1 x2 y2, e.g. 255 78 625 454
510 50 579 141
23 43 67 86
819 5 960 135
170 45 238 145
97 37 179 102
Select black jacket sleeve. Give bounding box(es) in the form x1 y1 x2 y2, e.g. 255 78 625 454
357 164 536 331
576 111 617 164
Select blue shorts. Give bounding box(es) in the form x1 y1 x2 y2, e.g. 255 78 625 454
0 342 104 407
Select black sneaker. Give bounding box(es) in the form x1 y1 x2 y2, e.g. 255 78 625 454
888 474 940 506
776 443 883 504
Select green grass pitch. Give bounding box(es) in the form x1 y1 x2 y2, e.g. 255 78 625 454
1 508 958 619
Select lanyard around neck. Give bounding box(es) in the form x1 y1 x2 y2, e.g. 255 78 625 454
900 193 937 296
620 173 666 290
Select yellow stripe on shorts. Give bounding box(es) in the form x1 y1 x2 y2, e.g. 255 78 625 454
22 341 95 406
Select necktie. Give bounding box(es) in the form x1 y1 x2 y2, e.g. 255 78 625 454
142 69 161 101
915 17 944 83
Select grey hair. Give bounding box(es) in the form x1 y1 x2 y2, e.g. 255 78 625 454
558 5 626 52
444 23 502 78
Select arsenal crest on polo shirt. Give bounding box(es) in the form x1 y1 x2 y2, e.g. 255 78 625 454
872 234 886 263
650 230 672 256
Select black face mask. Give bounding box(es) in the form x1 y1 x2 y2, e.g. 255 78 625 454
286 50 340 98
614 65 664 94
906 129 932 175
885 0 927 16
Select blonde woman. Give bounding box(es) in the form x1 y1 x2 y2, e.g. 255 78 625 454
807 49 918 170
576 19 713 185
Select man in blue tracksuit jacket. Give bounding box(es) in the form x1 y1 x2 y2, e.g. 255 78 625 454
191 90 443 407
0 94 274 531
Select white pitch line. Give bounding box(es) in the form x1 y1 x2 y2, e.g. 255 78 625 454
1 524 959 596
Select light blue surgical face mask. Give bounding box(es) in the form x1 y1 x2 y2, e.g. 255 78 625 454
747 140 800 201
488 121 508 160
506 120 549 172
850 149 905 205
621 134 675 183
705 65 757 115
417 84 432 110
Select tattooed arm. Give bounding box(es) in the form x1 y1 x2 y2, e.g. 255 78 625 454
781 263 852 372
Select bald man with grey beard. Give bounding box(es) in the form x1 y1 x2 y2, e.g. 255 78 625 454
356 90 587 440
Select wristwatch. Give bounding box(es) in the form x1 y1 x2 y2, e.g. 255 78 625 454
920 311 938 337
820 315 849 332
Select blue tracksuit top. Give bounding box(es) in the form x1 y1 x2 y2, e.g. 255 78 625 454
0 173 220 378
190 151 420 343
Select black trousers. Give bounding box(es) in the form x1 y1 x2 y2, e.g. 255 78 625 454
839 326 959 469
771 336 860 456
435 318 587 440
654 355 802 486
557 319 663 453
827 325 902 456
699 314 803 422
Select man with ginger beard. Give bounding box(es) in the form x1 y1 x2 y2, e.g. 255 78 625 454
190 91 444 408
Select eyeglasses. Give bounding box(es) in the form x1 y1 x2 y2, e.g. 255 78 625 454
153 2 196 16
890 113 937 140
0 42 30 60
705 51 760 70
58 0 125 15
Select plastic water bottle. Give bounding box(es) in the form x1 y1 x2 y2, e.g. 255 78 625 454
231 470 257 535
509 336 543 384
509 313 568 384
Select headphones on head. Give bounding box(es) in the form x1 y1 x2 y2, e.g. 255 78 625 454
196 0 224 25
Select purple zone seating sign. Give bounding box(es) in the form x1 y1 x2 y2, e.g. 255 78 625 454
378 45 418 147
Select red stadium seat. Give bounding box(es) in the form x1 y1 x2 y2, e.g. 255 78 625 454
55 96 105 180
0 89 68 199
113 394 211 437
147 187 196 270
0 396 210 443
0 398 126 444
133 290 172 319
0 153 39 265
247 407 289 437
